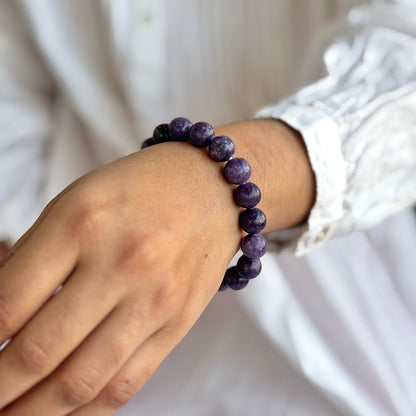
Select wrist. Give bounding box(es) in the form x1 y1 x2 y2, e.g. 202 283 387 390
215 119 316 233
137 117 315 290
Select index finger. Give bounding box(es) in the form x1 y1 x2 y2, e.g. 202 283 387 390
0 210 78 346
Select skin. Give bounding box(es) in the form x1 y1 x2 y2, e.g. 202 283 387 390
0 243 7 260
0 119 315 415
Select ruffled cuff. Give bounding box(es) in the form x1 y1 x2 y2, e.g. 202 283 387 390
255 104 346 255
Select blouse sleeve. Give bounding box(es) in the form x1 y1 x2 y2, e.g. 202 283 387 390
0 1 54 243
256 0 416 255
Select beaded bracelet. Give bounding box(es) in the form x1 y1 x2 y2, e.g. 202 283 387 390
141 117 267 291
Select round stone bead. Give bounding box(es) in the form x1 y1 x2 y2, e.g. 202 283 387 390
241 234 267 258
224 266 249 290
153 123 171 143
141 137 156 149
189 122 215 148
239 208 266 234
234 182 261 208
168 117 192 141
223 158 251 184
236 255 262 279
208 135 235 162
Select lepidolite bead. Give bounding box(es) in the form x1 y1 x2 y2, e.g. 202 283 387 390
141 137 156 149
234 182 261 208
208 135 235 162
224 266 249 290
189 122 215 148
168 117 192 141
241 233 267 258
223 158 251 184
153 123 171 143
236 256 262 279
239 208 266 234
143 117 268 292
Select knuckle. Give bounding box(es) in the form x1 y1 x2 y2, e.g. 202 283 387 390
59 371 100 406
115 227 172 278
65 185 114 238
133 232 160 269
120 303 145 332
151 277 180 315
72 205 103 238
0 293 19 335
115 303 151 342
16 338 52 374
103 376 143 408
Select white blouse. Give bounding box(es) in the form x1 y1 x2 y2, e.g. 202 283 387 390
0 1 415 415
0 0 415 246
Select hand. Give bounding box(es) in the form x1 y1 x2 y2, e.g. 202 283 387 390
0 119 315 415
0 141 242 415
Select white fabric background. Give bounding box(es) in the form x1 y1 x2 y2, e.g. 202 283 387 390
0 1 415 415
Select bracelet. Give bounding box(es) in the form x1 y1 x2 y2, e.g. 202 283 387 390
141 117 267 291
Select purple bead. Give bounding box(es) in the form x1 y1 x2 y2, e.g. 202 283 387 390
239 208 266 234
236 256 262 279
153 123 171 143
224 267 249 290
234 182 261 208
208 135 235 162
189 122 215 148
223 158 251 184
141 137 156 149
168 117 192 141
241 234 267 258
